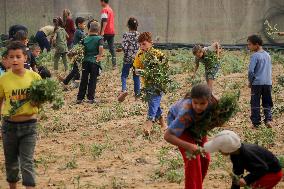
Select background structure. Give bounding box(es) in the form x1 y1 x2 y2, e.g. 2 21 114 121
0 0 284 44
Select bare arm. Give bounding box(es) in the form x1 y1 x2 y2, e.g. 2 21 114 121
192 62 199 78
96 46 104 62
214 42 221 58
100 21 107 36
278 32 284 36
164 129 197 153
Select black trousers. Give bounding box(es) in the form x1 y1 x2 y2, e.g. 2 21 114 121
63 62 80 85
104 34 116 66
77 61 100 101
250 85 273 126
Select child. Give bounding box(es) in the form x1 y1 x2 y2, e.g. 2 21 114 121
30 44 41 72
247 35 273 128
63 9 76 49
53 17 69 72
133 32 166 135
164 84 218 189
100 0 117 68
192 42 221 90
0 41 42 189
0 50 10 76
117 17 140 102
73 17 86 45
13 30 32 70
35 25 55 52
204 130 283 189
76 21 104 104
61 17 86 86
30 44 51 79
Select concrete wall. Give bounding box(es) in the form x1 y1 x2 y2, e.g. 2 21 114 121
0 0 54 34
1 0 284 44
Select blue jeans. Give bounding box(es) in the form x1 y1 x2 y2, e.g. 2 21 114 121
148 95 163 121
250 85 273 126
121 63 140 96
1 120 37 187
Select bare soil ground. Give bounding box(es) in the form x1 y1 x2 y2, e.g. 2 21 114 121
0 50 283 189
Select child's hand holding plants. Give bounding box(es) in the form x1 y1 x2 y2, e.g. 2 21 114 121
96 55 103 62
185 144 206 160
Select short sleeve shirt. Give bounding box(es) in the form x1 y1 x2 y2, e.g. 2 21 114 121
0 70 42 117
195 45 220 75
101 5 115 35
168 98 195 137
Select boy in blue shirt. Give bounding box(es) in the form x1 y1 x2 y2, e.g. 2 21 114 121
247 35 273 128
61 17 86 86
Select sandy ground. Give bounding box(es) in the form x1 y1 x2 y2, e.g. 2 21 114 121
0 50 283 189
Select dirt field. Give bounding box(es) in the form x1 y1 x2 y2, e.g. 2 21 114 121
0 49 283 189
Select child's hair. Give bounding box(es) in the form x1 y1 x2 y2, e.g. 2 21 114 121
75 17 85 28
30 44 40 51
57 17 64 28
87 19 99 30
89 22 100 33
13 30 28 42
184 84 212 99
127 17 138 31
53 17 64 28
101 0 109 3
138 32 152 43
192 44 203 55
63 9 71 27
6 41 28 55
247 35 263 46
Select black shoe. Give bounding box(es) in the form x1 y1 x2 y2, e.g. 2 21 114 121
76 100 83 104
87 100 95 104
252 124 260 129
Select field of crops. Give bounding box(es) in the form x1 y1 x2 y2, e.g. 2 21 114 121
0 48 284 189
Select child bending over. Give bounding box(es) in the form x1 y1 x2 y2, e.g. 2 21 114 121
164 84 218 189
192 42 221 90
205 130 283 189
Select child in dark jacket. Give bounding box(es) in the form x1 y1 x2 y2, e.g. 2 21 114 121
204 130 283 189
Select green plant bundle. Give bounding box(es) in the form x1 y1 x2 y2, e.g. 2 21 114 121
203 51 219 68
189 91 240 140
29 79 64 110
68 44 85 64
140 51 171 102
8 79 64 117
